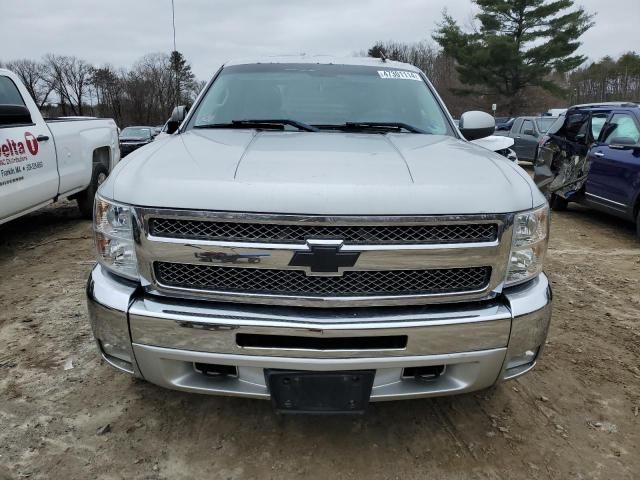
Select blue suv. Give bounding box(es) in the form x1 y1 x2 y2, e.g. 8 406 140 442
534 102 640 237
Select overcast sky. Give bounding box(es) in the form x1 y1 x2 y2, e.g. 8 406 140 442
3 0 638 79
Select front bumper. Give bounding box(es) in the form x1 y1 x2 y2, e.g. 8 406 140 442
87 265 552 401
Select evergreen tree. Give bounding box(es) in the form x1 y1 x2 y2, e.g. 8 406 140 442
433 0 594 113
169 50 195 106
367 43 387 59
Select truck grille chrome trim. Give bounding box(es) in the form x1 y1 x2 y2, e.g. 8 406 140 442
149 218 498 244
132 208 514 307
154 262 492 297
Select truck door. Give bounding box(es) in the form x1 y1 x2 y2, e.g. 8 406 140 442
0 73 58 223
509 118 523 155
514 119 538 161
586 112 640 217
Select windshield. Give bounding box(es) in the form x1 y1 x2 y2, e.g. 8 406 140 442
121 127 151 138
189 63 453 135
535 118 555 133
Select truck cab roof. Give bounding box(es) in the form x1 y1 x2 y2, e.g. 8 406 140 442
565 103 640 121
570 101 639 109
223 55 421 72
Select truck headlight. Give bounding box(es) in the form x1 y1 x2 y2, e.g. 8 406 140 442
505 205 549 287
94 195 138 280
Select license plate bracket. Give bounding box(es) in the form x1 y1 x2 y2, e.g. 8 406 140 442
265 369 375 414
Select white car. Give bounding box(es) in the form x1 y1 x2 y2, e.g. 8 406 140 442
0 69 120 223
472 135 518 163
544 108 567 117
454 119 518 162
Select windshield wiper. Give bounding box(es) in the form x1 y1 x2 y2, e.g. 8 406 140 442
315 122 427 134
194 119 319 132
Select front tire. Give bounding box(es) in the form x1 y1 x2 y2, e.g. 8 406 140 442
77 164 109 219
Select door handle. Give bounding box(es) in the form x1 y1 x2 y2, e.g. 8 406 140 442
36 135 50 142
593 151 604 157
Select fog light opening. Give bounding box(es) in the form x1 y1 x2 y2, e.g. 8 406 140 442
194 363 238 378
98 339 131 363
402 365 445 382
98 340 134 374
506 347 539 370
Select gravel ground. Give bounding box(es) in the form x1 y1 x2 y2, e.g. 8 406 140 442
0 198 639 480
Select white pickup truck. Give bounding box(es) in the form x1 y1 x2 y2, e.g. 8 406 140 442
0 68 120 224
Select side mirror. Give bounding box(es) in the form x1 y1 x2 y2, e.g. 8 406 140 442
0 104 32 127
166 105 188 134
459 111 495 141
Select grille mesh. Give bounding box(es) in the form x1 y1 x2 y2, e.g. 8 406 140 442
148 218 498 244
155 262 491 297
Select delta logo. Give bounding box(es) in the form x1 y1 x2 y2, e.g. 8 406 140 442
1 132 39 157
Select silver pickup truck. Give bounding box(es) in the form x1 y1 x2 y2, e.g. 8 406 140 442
87 57 551 414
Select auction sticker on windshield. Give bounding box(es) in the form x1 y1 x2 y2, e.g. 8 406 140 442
377 70 422 81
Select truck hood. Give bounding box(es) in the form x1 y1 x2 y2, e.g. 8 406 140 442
102 130 542 215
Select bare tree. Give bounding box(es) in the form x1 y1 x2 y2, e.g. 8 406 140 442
368 40 440 78
568 52 640 104
44 54 72 115
5 59 53 108
124 53 174 124
44 54 93 115
62 57 93 115
3 51 205 126
92 65 126 125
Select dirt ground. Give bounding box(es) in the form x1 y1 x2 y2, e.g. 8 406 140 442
1 197 639 480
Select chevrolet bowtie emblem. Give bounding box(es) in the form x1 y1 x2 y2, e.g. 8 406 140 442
289 240 360 276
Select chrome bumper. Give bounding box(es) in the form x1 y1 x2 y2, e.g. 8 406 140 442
86 265 552 401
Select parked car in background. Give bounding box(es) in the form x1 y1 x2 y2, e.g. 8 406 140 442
472 135 518 163
453 119 517 161
119 126 154 156
534 102 640 237
0 68 119 223
544 108 567 117
87 56 551 413
495 117 514 131
506 116 556 161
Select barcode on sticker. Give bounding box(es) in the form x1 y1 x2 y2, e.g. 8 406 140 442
377 70 422 81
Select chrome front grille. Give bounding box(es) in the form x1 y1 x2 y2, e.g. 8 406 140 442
155 262 492 297
134 209 514 308
148 218 498 244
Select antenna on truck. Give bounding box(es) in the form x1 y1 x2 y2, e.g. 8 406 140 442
171 0 177 53
171 0 179 108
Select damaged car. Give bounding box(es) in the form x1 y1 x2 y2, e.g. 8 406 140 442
534 102 640 237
